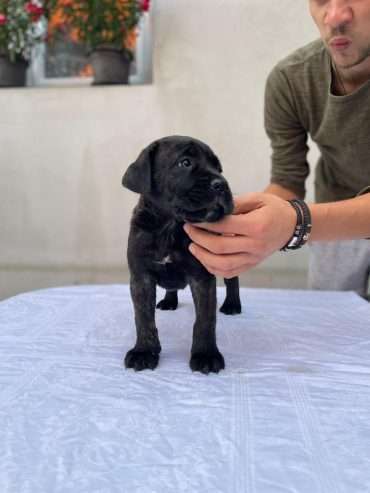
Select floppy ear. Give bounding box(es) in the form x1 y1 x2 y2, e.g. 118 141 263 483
202 143 223 173
213 153 223 173
122 141 158 194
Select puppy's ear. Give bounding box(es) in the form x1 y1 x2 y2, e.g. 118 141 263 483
122 141 158 194
203 145 223 173
212 153 223 173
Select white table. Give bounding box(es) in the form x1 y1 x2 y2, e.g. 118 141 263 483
1 284 370 492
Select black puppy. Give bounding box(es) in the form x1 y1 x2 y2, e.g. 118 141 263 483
122 136 241 374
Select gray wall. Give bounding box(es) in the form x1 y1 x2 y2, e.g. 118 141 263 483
0 0 319 300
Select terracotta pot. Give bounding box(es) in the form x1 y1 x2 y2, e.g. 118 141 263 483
0 56 28 87
89 47 131 85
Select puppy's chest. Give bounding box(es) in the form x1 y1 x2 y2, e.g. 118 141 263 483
154 254 175 266
151 233 189 290
152 249 184 270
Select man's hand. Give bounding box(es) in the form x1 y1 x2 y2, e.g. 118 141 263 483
183 192 297 278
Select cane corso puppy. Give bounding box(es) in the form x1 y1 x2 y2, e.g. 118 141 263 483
122 136 241 374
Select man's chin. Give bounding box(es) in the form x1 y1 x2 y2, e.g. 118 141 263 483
330 46 370 70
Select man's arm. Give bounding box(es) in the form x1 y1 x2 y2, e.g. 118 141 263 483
309 194 370 241
263 183 370 241
263 183 300 200
183 192 370 278
264 65 310 200
262 184 370 241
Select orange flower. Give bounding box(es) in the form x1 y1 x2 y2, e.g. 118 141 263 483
79 63 93 77
48 8 68 33
125 29 137 51
47 0 144 50
69 27 81 43
105 12 113 23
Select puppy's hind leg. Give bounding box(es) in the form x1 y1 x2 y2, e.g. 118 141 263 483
156 289 178 310
125 275 161 371
220 277 241 315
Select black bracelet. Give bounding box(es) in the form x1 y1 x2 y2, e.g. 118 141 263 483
280 199 312 251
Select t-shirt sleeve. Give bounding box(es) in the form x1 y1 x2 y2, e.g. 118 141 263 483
264 65 310 198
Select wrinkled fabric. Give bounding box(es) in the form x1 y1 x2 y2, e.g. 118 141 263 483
1 284 370 493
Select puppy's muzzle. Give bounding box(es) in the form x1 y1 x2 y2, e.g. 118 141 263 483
176 179 233 223
210 178 228 194
209 178 233 218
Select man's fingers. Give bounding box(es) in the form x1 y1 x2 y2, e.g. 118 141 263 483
187 213 253 236
232 193 265 215
186 193 267 235
189 242 257 275
205 265 251 279
184 223 255 254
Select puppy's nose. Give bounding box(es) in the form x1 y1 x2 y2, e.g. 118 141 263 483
210 178 227 193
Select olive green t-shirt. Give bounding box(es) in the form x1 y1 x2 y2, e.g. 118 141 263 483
264 39 370 203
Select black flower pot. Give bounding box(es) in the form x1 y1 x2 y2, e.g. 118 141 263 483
0 56 28 87
89 47 131 85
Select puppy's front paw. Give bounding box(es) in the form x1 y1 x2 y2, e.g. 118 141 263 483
190 349 225 374
124 348 160 371
219 300 241 315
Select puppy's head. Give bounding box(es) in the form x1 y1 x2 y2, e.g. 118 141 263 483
122 136 233 223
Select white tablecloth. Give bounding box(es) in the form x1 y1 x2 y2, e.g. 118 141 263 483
1 284 370 492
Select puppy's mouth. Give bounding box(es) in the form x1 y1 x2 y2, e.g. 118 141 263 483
175 202 231 223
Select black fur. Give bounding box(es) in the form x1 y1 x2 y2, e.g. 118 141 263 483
122 136 241 374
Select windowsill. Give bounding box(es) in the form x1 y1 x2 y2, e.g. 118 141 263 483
0 79 153 91
30 73 152 88
35 76 95 87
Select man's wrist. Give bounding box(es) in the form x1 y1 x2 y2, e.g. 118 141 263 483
280 199 312 251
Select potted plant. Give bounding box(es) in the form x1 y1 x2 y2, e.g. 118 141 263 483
47 0 150 85
0 1 46 87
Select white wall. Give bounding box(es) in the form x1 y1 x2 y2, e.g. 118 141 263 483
0 0 319 300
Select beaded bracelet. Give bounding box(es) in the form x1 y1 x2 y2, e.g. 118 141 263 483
280 199 312 251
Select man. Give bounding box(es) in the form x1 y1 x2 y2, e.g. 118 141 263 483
184 0 370 297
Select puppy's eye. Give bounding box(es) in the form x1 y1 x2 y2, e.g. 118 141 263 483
178 158 192 168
